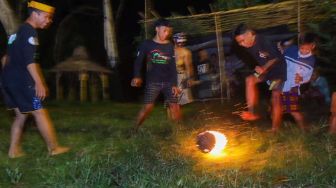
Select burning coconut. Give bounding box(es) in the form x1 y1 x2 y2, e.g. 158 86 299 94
196 131 227 155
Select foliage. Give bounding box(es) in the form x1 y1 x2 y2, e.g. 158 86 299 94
307 0 336 67
1 101 336 187
305 0 336 89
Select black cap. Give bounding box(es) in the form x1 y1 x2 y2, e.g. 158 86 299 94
153 18 171 28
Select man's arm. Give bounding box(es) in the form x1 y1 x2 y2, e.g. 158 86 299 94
1 54 8 69
255 58 278 75
131 42 146 87
27 63 47 100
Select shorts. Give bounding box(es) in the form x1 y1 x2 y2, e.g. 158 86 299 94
144 82 177 104
255 73 284 91
281 87 299 113
266 79 284 91
2 84 43 113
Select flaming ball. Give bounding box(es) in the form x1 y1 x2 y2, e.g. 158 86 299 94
196 131 227 154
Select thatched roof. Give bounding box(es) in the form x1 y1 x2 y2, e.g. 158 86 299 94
51 46 112 74
140 0 331 35
51 57 112 73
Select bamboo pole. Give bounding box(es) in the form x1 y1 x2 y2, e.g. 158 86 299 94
214 14 228 103
79 72 89 102
100 73 110 100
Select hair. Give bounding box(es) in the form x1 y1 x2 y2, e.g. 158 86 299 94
299 32 318 45
153 18 171 28
232 23 255 37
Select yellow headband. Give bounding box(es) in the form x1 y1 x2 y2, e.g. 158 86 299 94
28 1 55 14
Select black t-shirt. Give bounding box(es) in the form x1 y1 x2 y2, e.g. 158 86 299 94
246 34 286 81
2 23 38 87
133 40 177 85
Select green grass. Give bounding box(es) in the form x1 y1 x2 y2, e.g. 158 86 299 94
0 100 336 187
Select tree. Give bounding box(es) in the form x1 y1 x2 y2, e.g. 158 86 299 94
0 0 19 35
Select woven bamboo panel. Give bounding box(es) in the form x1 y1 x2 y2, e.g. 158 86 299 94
140 0 331 35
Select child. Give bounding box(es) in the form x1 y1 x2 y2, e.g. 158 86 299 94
309 68 331 104
281 33 317 131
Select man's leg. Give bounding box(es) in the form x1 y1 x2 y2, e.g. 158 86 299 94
291 112 309 132
8 108 28 158
330 113 336 134
31 108 70 156
271 90 283 132
168 103 181 122
241 75 260 120
134 103 155 132
329 92 336 134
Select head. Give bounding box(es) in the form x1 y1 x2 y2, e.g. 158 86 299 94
233 23 256 48
298 32 317 57
27 0 55 29
154 18 172 42
173 32 187 47
198 49 209 62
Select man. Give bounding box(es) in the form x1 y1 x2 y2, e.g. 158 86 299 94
1 0 70 158
165 32 194 120
173 32 194 105
131 18 180 132
233 23 287 132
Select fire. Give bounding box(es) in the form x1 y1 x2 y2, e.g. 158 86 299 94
196 130 228 155
208 131 227 155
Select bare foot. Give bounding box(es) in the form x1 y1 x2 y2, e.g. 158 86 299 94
8 150 26 159
266 127 279 134
49 146 70 156
240 111 260 121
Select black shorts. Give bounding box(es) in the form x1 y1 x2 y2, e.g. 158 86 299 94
144 82 177 104
2 84 43 113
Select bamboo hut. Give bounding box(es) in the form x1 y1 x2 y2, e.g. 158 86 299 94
51 46 112 102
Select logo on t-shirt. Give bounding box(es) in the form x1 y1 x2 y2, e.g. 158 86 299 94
150 50 171 64
8 34 17 45
28 37 39 45
259 51 269 59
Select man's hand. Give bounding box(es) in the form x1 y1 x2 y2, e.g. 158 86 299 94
295 73 303 84
131 78 143 87
255 66 266 75
35 82 48 100
1 54 8 68
172 86 181 97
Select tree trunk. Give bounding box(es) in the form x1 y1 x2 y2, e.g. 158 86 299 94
0 0 19 35
103 0 119 68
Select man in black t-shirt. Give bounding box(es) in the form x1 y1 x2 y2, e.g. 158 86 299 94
233 23 287 132
1 0 69 158
131 18 180 132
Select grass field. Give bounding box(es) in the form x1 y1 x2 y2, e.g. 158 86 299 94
0 100 336 187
